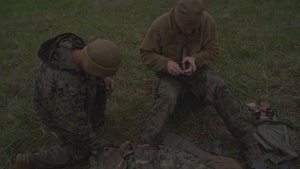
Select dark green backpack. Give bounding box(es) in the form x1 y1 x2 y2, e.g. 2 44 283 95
247 102 298 169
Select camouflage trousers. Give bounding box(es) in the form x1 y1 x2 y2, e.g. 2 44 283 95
17 90 108 169
138 69 257 147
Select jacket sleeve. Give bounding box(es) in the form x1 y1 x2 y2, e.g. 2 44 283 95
192 14 220 69
139 24 171 75
50 71 99 152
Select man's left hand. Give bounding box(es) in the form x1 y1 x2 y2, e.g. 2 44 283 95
182 56 196 75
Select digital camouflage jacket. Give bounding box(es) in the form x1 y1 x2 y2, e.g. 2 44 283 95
33 33 107 153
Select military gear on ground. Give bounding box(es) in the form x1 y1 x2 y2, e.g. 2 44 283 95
90 141 131 169
134 144 160 169
174 0 203 30
90 145 209 169
247 102 278 122
100 147 127 169
90 133 242 169
163 132 242 169
247 102 298 169
79 39 121 77
254 123 298 165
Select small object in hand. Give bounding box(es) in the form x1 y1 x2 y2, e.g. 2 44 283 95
182 47 188 70
182 62 187 70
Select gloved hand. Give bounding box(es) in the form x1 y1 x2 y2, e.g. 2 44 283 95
134 143 160 169
244 144 267 169
202 155 243 169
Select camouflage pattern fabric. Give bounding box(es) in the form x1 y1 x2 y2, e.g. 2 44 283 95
90 145 212 169
138 69 257 147
22 34 108 168
89 133 242 169
33 63 106 152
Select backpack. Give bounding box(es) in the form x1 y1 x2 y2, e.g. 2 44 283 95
37 33 85 63
247 102 299 169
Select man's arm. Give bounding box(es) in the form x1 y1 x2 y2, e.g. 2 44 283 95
192 13 220 69
139 25 171 75
50 71 99 152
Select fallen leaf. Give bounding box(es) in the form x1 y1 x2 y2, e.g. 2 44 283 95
143 87 153 94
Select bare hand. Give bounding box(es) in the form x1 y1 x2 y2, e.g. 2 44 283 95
104 77 115 98
104 77 115 89
167 60 185 76
182 56 196 76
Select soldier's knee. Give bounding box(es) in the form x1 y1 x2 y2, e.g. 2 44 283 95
156 85 177 99
160 90 177 104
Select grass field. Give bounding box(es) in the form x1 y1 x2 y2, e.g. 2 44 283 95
0 0 299 168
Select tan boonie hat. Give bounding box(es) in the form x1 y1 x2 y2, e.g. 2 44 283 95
174 0 204 30
79 39 121 77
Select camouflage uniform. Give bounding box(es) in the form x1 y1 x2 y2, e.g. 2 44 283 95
138 70 256 147
138 5 257 148
21 34 108 168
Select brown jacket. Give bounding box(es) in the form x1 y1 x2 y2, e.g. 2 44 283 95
139 8 220 77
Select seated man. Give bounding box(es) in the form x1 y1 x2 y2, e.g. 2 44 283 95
137 0 265 168
12 33 121 169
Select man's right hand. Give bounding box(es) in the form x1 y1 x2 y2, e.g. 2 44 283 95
167 60 185 76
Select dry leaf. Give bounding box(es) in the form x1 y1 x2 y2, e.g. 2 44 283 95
143 87 153 94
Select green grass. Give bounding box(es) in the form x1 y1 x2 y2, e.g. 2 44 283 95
1 0 299 168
